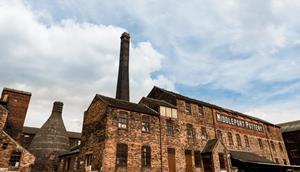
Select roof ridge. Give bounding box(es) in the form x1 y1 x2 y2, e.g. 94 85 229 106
151 86 276 126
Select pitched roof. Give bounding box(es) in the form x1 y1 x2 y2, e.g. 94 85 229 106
202 139 219 153
278 120 300 133
230 150 274 164
22 126 81 139
148 86 276 126
139 97 177 109
96 94 159 116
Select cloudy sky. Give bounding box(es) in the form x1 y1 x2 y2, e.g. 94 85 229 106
1 0 300 132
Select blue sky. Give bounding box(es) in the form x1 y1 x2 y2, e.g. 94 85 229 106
1 0 300 131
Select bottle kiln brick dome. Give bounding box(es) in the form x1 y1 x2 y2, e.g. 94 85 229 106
29 101 70 172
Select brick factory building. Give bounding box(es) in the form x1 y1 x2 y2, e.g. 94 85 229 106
78 32 300 172
0 88 35 172
278 120 300 165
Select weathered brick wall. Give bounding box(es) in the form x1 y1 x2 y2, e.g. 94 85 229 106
2 88 31 142
79 99 108 171
103 107 161 172
0 131 35 172
0 106 8 130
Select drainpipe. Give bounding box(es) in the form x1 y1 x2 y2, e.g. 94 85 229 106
159 115 163 171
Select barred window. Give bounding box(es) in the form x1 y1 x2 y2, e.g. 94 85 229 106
166 121 174 136
187 124 194 138
258 139 264 149
118 112 128 129
227 132 233 145
9 152 21 167
201 127 208 140
85 154 92 166
141 115 150 132
244 135 250 147
185 103 191 114
194 151 202 168
141 146 151 167
116 144 128 167
236 134 242 146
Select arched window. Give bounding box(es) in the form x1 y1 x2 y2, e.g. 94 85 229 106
227 132 233 145
236 134 242 146
244 135 250 147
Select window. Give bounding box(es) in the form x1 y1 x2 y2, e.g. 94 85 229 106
291 149 300 158
194 151 202 168
185 150 193 170
227 132 233 145
279 142 283 152
141 115 150 132
236 134 242 146
116 144 128 167
85 154 92 166
201 127 208 140
187 124 194 139
185 103 191 114
198 105 203 116
258 139 263 149
270 141 275 151
9 152 21 167
217 130 222 141
118 112 127 129
2 143 8 149
283 159 287 165
218 153 226 170
244 135 250 147
141 146 151 167
166 120 174 136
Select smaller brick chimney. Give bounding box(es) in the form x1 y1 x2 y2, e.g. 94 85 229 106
116 32 130 101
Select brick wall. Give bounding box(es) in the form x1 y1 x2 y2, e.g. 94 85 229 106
0 105 8 130
2 88 31 142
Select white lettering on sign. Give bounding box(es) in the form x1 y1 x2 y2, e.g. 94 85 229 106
216 113 263 132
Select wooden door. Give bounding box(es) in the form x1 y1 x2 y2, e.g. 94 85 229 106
185 150 193 172
168 148 176 172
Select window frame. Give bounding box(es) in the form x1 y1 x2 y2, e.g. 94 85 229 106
9 152 21 167
118 112 128 129
227 132 233 145
236 134 242 147
244 135 250 148
185 103 191 115
141 115 150 133
186 124 194 139
194 150 202 168
218 153 226 170
166 120 174 136
258 139 264 149
141 145 151 167
116 144 128 167
201 127 208 140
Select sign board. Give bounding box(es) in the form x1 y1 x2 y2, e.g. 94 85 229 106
216 113 263 132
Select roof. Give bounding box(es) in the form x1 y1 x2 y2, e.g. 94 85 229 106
148 86 276 126
139 97 177 109
59 147 80 157
278 120 300 133
202 139 219 153
22 126 81 139
96 94 159 116
230 150 274 164
3 87 31 96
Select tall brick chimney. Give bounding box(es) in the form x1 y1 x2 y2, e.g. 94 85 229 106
116 32 130 101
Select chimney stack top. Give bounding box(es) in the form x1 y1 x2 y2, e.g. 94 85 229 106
121 32 130 39
52 101 63 113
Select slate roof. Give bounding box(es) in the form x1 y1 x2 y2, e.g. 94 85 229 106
139 97 177 109
230 150 274 164
23 126 82 139
96 94 159 116
148 86 276 126
201 139 219 153
278 120 300 133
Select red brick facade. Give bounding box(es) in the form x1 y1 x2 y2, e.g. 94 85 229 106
79 87 291 172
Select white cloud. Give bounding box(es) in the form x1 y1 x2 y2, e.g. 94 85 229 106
0 0 174 131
